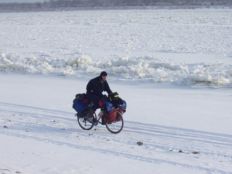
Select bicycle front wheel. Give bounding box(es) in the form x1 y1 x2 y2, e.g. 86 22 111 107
77 115 94 130
106 112 124 134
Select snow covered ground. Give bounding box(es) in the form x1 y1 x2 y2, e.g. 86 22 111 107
0 9 232 87
0 8 232 174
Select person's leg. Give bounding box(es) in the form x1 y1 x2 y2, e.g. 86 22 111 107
86 93 99 111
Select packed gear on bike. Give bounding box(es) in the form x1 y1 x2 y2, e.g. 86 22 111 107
73 92 126 134
72 71 127 134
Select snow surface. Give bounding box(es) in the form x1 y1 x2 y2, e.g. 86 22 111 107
0 74 232 174
0 8 232 174
0 9 232 87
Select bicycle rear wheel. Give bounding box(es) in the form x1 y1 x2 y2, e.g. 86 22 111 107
77 112 95 130
106 112 124 134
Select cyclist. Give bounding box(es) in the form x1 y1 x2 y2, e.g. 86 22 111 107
86 71 112 111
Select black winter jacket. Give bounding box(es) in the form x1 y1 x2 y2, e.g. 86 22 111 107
86 76 112 97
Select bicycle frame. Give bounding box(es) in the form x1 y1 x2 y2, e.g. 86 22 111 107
77 108 125 134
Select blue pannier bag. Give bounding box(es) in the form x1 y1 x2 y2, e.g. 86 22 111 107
73 99 86 113
105 101 113 112
72 94 88 113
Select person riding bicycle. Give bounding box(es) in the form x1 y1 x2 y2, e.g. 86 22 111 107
86 71 112 111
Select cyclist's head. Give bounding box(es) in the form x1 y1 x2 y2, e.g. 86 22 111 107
100 71 107 81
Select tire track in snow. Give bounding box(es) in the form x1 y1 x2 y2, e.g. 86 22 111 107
0 131 231 174
1 105 232 160
1 102 232 173
1 102 232 158
2 101 232 147
1 102 232 156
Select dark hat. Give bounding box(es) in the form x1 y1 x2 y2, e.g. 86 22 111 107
100 71 107 77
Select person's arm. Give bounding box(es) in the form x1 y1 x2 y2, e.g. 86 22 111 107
105 81 112 95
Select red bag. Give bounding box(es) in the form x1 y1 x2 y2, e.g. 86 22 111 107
106 109 121 124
